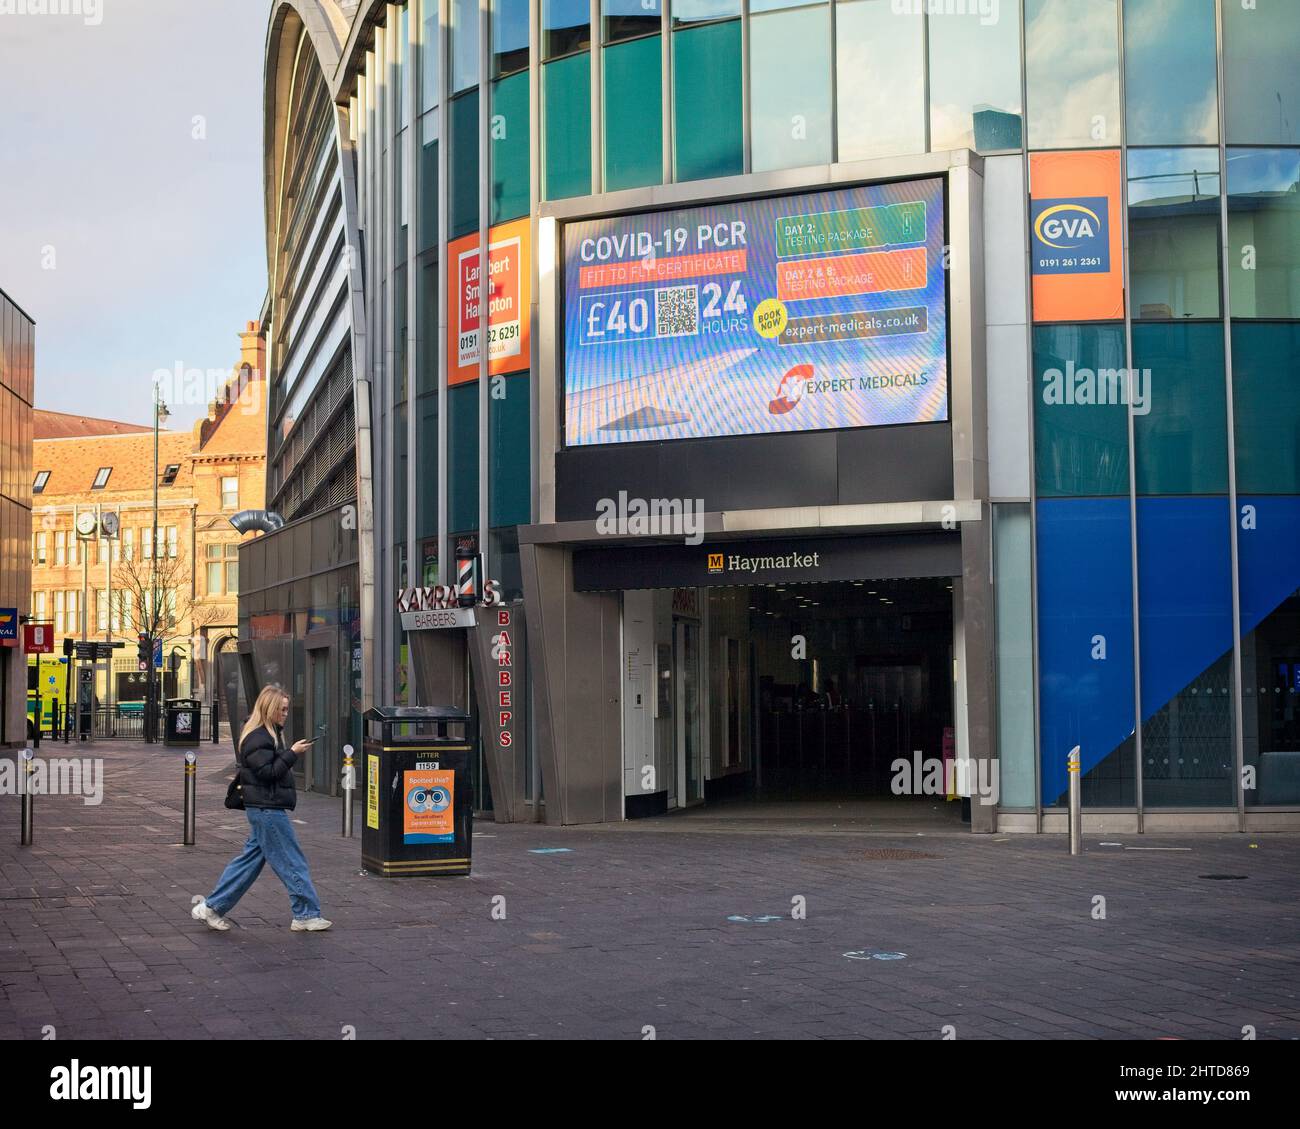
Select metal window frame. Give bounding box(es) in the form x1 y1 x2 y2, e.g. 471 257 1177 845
1213 0 1247 828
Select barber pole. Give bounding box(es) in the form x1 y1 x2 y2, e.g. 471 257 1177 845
456 554 481 607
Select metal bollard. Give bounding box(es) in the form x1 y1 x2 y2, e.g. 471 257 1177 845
20 749 34 846
341 743 355 839
183 751 197 846
1067 744 1082 856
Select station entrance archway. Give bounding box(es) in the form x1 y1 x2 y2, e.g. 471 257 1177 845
625 577 958 815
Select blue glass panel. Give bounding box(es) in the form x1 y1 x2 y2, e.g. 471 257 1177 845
1036 498 1137 806
1136 496 1235 806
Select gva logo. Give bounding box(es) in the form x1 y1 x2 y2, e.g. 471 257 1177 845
1031 196 1111 275
1034 203 1102 249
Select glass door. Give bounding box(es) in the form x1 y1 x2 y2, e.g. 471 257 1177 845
675 620 703 806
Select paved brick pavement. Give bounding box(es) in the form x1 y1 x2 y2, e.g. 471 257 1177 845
1 740 1297 1040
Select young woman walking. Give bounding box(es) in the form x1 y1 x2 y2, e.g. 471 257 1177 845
190 685 332 932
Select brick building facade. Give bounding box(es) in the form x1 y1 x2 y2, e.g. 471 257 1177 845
29 323 267 714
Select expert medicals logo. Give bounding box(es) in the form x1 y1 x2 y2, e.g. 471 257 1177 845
1031 196 1111 274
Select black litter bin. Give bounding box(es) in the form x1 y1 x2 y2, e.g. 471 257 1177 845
361 706 474 877
164 698 202 746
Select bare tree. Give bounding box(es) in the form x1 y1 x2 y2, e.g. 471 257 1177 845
110 549 222 737
111 549 221 652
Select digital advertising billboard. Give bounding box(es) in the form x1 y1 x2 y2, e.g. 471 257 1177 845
562 178 948 447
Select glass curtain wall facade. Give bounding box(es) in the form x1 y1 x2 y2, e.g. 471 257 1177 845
268 0 1299 825
347 0 534 712
243 5 363 790
1028 0 1300 822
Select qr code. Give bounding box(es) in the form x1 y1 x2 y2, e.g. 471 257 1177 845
655 285 699 339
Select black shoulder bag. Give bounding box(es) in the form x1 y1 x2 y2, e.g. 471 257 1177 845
224 742 245 810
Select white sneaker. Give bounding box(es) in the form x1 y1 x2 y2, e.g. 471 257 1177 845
190 895 232 932
290 916 333 932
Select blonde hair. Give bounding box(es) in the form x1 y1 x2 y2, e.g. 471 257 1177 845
240 684 290 746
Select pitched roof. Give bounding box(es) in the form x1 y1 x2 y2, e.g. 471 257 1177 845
35 408 153 439
33 430 196 497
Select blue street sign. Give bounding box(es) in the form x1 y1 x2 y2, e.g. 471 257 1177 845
153 639 163 668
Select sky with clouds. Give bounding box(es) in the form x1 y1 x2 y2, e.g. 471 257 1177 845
2 0 275 430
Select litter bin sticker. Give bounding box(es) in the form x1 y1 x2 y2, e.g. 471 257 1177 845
366 755 380 829
403 769 454 843
176 711 193 735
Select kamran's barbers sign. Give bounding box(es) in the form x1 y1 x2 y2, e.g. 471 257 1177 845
397 579 503 631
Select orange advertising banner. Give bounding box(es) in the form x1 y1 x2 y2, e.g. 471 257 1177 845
776 247 927 303
1028 150 1124 322
402 769 455 844
578 249 747 290
447 216 531 385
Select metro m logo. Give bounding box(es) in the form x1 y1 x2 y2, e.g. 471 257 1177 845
707 553 724 573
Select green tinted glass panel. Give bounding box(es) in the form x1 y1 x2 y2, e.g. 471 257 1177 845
1128 147 1221 320
417 260 438 397
604 36 663 192
1223 3 1300 145
395 264 409 407
419 134 438 254
673 21 743 182
604 0 661 43
544 52 592 199
928 0 1023 152
1123 0 1218 146
451 0 479 92
1232 322 1300 496
1033 323 1131 497
1025 0 1120 149
449 90 479 238
1227 147 1300 318
449 382 480 534
544 0 591 58
490 373 532 527
1132 322 1228 495
394 398 408 545
418 392 438 541
837 1 925 161
494 0 530 77
492 72 530 222
750 6 832 172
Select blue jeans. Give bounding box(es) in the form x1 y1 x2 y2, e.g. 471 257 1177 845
206 807 322 921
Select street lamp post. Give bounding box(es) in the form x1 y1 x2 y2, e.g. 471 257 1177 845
149 385 170 742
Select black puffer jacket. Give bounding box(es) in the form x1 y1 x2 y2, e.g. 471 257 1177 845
238 724 298 811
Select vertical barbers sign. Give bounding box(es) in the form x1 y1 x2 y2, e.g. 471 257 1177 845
490 608 516 749
470 603 525 754
467 603 529 821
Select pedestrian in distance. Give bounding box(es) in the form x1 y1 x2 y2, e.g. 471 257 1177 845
190 684 332 932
